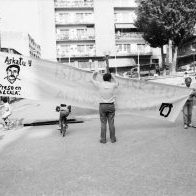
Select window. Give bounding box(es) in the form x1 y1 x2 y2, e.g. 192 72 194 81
77 45 85 53
76 13 84 22
60 29 69 39
61 44 70 53
58 13 69 23
79 61 90 69
114 13 120 23
152 59 159 64
116 44 130 53
98 61 106 68
86 44 94 51
124 44 130 53
77 29 86 39
117 44 122 52
137 44 146 53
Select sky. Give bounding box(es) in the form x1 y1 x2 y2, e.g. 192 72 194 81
0 0 57 60
0 0 40 42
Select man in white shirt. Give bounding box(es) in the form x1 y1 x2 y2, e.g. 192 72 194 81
183 77 196 128
91 72 119 143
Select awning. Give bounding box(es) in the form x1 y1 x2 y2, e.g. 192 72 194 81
115 23 136 29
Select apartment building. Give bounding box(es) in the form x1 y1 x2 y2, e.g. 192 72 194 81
1 31 41 58
54 0 161 73
177 28 196 69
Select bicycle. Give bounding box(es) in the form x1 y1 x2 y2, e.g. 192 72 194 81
3 117 16 130
56 104 71 137
0 114 18 130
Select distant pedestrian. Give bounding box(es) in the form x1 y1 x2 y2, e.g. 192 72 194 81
183 77 196 129
183 72 188 79
91 71 119 143
155 64 160 76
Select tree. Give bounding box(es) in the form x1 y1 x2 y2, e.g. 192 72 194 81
135 0 196 74
135 11 169 73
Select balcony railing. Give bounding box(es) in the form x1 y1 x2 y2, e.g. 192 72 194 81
55 19 94 25
55 0 93 8
57 51 96 58
115 32 143 40
116 50 152 55
56 34 95 41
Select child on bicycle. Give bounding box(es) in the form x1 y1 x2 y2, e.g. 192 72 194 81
57 104 71 132
1 97 12 128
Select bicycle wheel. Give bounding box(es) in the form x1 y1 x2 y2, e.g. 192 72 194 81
62 123 67 137
9 121 16 130
6 121 15 130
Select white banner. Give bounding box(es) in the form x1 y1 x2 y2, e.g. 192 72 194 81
0 52 192 122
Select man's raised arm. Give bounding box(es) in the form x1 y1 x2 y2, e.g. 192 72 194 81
91 71 99 86
111 73 119 87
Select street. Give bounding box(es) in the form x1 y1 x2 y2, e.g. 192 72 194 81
1 112 196 196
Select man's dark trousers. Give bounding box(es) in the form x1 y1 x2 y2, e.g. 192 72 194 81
99 103 116 141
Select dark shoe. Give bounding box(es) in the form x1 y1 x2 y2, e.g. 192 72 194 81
100 139 106 144
184 124 188 129
111 138 117 143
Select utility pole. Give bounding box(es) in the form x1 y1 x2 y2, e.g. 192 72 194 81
137 44 141 80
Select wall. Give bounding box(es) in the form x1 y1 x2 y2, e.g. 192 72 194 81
37 0 57 61
94 0 116 56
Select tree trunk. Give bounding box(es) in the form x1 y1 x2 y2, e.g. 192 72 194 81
161 46 166 76
171 46 178 75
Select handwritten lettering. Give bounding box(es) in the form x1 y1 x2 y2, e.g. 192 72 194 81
0 84 21 96
4 56 32 67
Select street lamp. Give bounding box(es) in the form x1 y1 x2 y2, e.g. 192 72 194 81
137 44 141 80
89 59 92 71
115 45 119 75
69 46 74 66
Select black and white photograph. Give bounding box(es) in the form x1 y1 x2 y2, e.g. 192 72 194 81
0 0 196 195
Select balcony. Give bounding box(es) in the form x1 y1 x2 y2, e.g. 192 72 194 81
57 48 96 58
55 19 94 26
115 32 143 41
113 0 137 8
55 0 93 9
116 48 152 56
56 34 95 41
57 51 96 58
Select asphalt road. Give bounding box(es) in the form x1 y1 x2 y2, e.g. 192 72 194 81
1 112 196 196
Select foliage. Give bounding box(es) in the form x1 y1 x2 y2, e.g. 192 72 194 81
135 0 196 47
135 0 196 73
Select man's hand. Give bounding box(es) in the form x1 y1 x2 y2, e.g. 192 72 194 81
191 89 196 97
93 71 98 75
